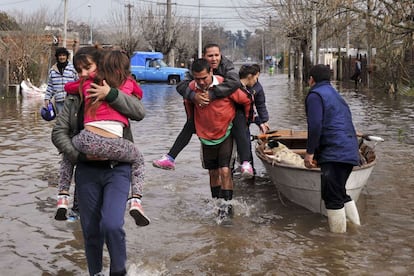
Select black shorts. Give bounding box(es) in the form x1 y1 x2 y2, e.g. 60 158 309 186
202 135 233 170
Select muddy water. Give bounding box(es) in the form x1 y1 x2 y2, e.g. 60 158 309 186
0 74 413 275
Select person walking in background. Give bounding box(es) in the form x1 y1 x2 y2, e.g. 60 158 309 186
350 58 362 87
304 64 361 233
185 59 252 219
55 46 150 226
44 47 78 114
153 43 255 178
44 47 79 221
51 49 146 275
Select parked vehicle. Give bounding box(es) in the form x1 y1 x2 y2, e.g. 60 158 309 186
130 51 189 84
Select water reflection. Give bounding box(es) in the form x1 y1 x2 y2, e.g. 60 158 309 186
0 74 413 275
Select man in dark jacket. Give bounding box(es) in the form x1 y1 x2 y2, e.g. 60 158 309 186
153 43 255 178
304 64 361 233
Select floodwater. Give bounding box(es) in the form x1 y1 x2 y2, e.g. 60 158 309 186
0 74 413 275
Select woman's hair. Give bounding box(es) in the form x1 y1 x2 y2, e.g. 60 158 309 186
72 46 103 113
73 45 103 77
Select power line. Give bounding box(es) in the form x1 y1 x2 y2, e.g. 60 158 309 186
0 0 31 6
137 0 271 10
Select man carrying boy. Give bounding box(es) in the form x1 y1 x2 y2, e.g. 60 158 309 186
186 58 252 218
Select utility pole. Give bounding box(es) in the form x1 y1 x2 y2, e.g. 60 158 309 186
125 2 133 53
166 0 174 66
157 0 176 65
261 31 265 74
198 0 202 58
311 9 317 65
88 3 93 45
63 0 68 48
366 0 373 88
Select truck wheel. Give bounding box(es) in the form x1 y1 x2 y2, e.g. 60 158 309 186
168 76 179 85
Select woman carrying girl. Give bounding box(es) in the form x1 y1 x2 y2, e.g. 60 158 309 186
54 46 150 227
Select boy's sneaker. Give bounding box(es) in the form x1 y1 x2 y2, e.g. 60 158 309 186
240 161 254 179
152 154 175 170
55 194 69 221
67 209 80 222
129 198 150 226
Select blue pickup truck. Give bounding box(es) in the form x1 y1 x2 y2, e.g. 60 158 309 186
130 51 189 84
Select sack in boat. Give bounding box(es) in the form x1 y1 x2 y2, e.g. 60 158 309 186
41 102 56 121
265 140 306 168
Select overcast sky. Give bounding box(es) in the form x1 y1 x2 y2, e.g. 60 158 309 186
0 0 263 32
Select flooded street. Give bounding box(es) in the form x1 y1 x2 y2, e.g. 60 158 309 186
0 73 413 275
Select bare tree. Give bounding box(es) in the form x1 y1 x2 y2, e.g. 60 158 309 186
103 5 145 55
1 9 54 85
173 18 198 67
254 0 413 91
346 0 414 92
201 23 229 49
246 30 264 61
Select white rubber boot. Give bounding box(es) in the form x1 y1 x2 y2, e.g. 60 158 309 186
344 200 361 226
326 208 346 233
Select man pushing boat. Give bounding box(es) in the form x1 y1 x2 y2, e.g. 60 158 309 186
304 64 361 233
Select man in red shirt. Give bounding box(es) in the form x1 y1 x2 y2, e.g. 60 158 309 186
185 58 252 219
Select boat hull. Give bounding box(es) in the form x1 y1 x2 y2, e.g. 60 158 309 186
255 130 377 215
258 157 375 214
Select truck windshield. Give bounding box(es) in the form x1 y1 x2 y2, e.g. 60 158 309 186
149 59 168 68
157 60 168 67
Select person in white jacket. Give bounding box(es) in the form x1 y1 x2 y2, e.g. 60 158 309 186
44 47 78 114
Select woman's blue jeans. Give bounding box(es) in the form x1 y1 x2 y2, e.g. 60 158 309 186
75 162 131 276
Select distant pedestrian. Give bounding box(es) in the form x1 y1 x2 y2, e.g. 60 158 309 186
44 47 78 114
350 58 362 87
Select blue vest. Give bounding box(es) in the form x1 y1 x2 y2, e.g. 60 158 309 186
308 81 359 165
